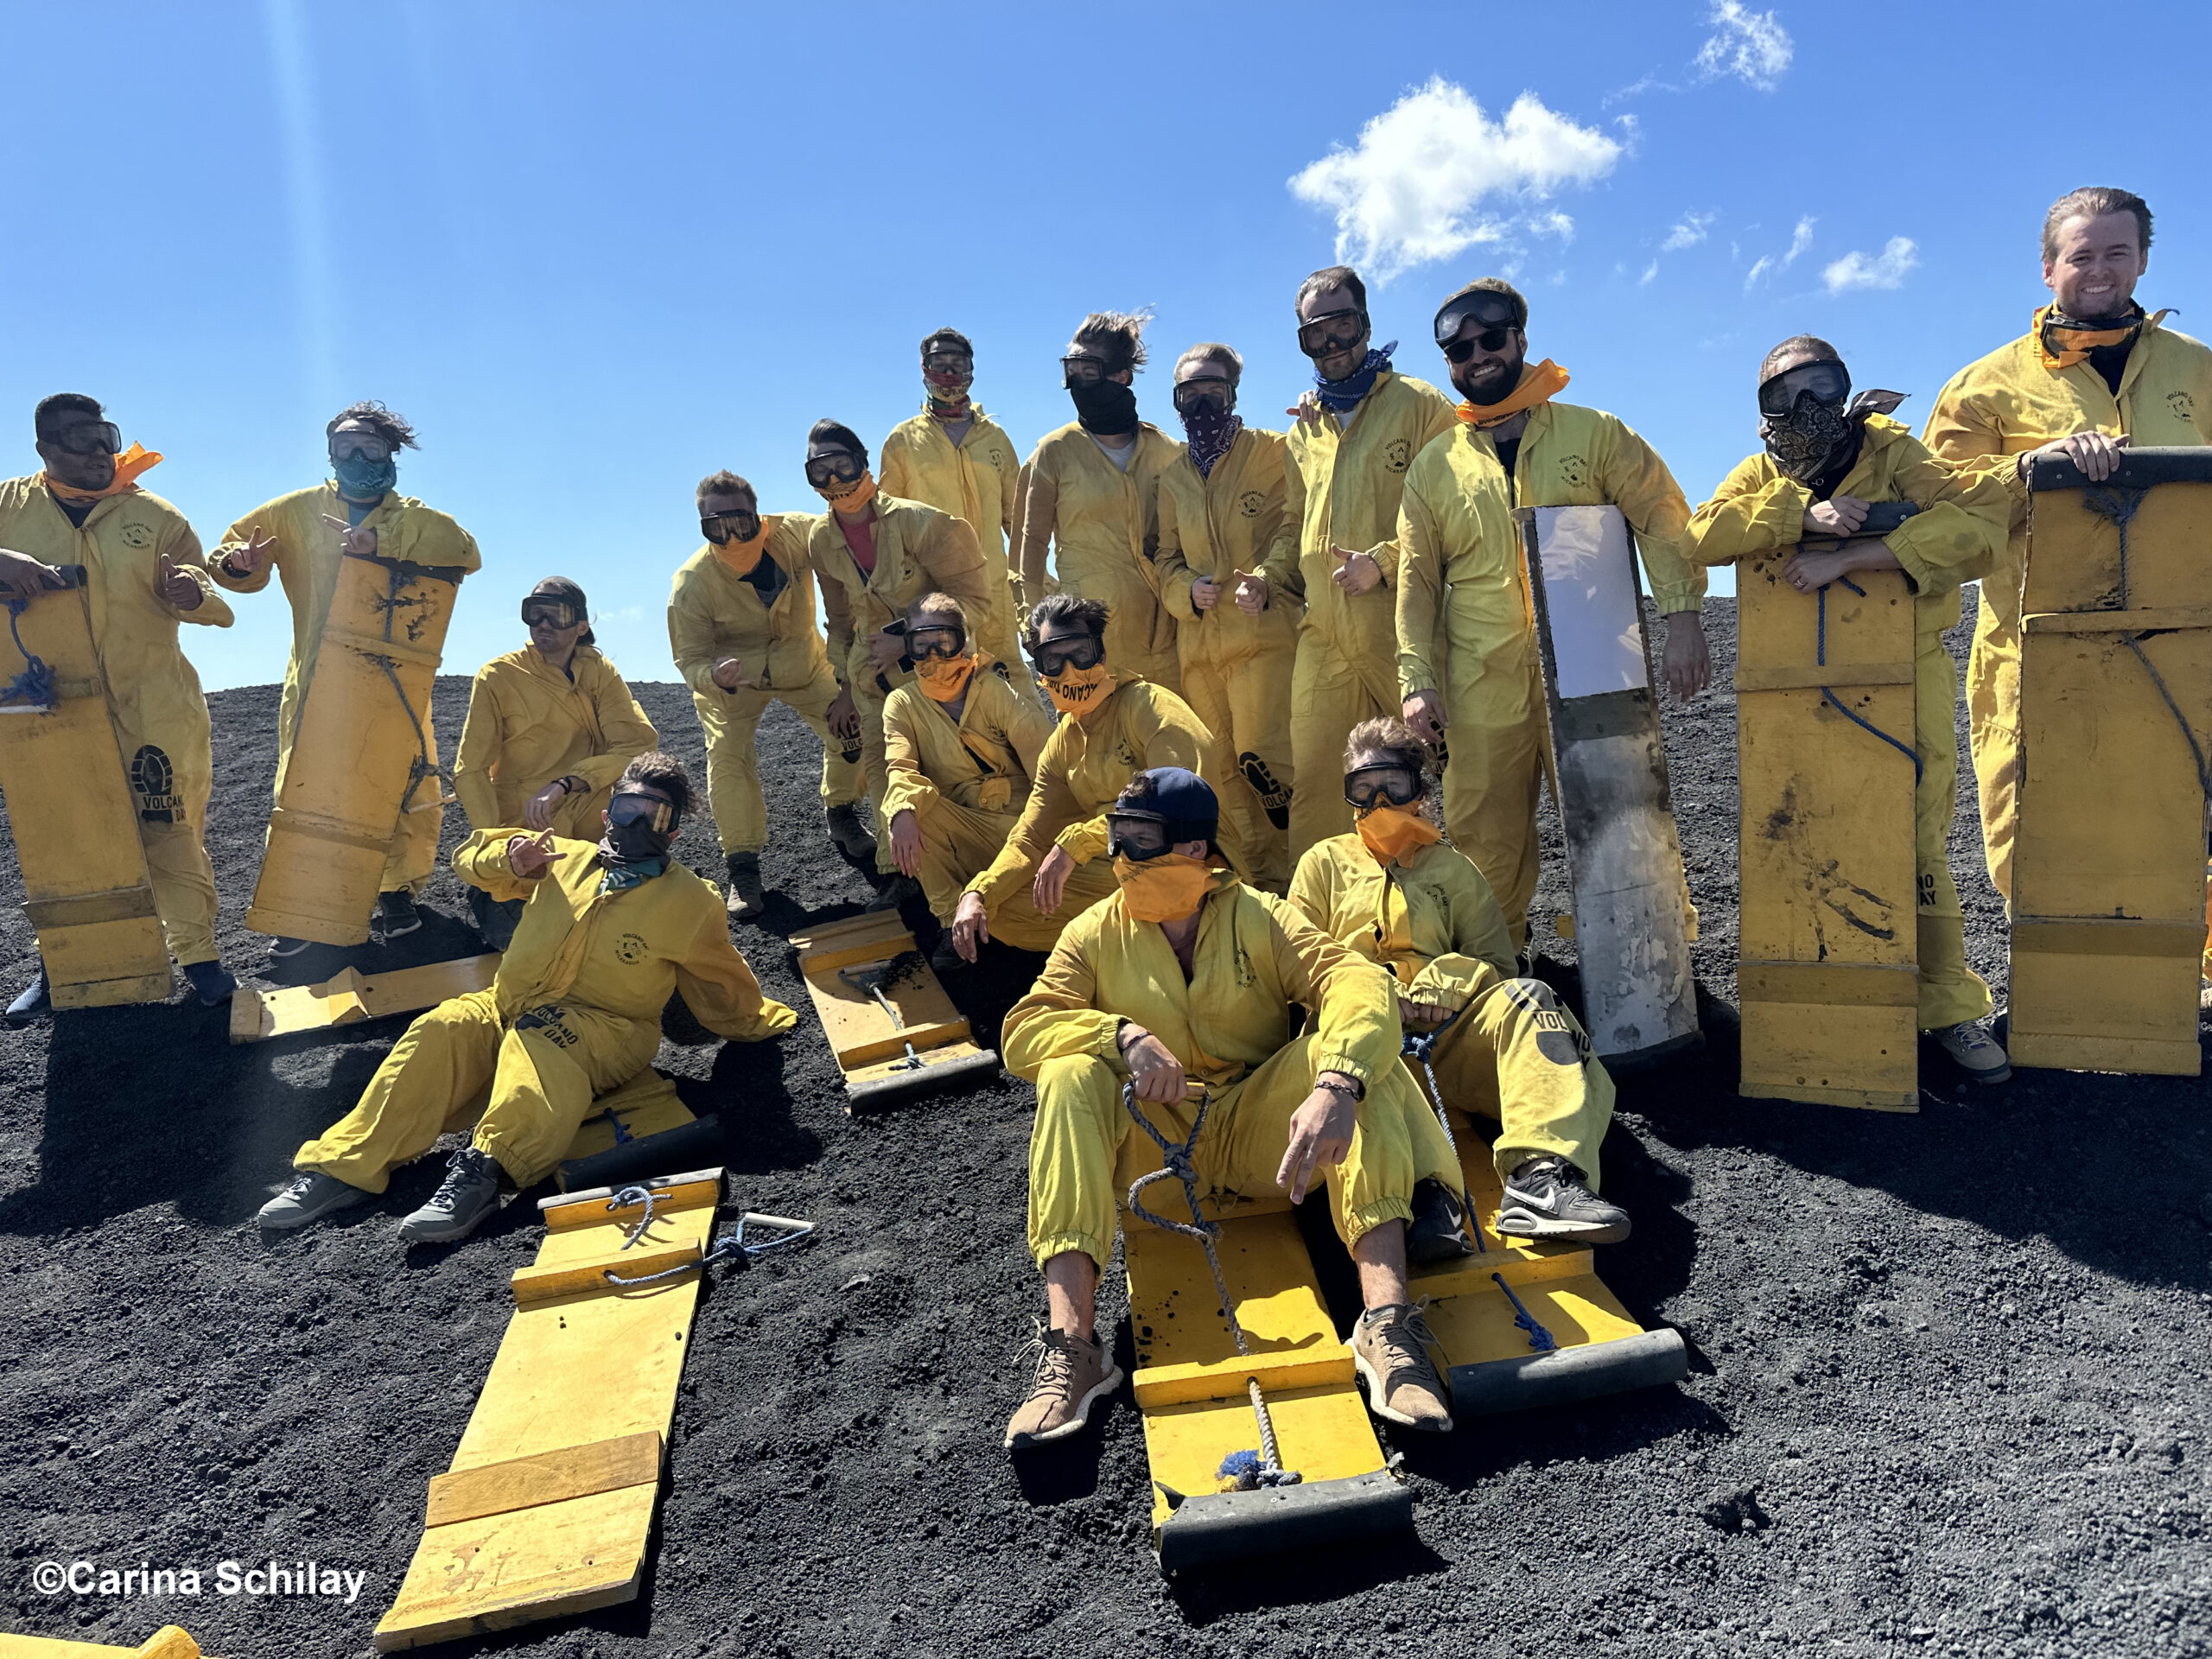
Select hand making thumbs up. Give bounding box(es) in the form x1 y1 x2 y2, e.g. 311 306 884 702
155 550 204 612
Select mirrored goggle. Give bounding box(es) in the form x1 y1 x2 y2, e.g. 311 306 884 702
923 351 974 377
607 792 675 833
1061 354 1113 388
702 511 760 544
1442 327 1516 364
521 601 581 629
50 420 123 456
1344 766 1424 809
1295 308 1366 358
1173 378 1232 414
1758 360 1850 416
330 433 394 462
1030 633 1104 676
1106 814 1174 859
906 624 967 660
804 454 864 487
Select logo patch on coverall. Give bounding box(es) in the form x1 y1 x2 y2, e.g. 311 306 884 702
1238 491 1265 518
129 745 181 823
2170 391 2197 422
615 932 648 964
1504 978 1592 1066
119 521 156 550
1556 454 1589 488
1383 439 1413 474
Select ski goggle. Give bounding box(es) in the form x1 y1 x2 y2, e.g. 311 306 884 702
1295 307 1367 359
1029 632 1105 677
329 432 394 462
1758 359 1850 416
521 599 582 630
1173 378 1232 415
1442 327 1517 364
1343 765 1424 809
906 622 967 660
804 453 865 488
702 510 760 545
923 349 974 377
607 791 676 834
1061 354 1114 388
1106 814 1174 860
48 419 123 456
1433 291 1519 348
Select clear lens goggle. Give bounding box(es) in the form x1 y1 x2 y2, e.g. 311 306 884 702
924 350 974 377
330 432 394 462
1344 766 1424 809
521 600 581 629
1758 359 1850 416
907 623 967 660
1296 307 1366 359
51 420 123 456
1173 378 1232 415
804 454 864 488
1106 813 1175 860
607 791 675 834
1030 632 1104 677
702 510 761 544
1061 354 1113 388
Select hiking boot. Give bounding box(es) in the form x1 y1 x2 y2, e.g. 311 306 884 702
182 960 238 1007
467 886 523 950
257 1171 373 1232
1933 1020 2012 1084
268 936 312 959
930 932 968 975
4 969 51 1026
1004 1324 1122 1450
825 803 877 862
397 1146 504 1245
1407 1178 1476 1265
725 852 766 921
865 874 921 913
1351 1303 1453 1431
375 889 423 941
1497 1156 1631 1244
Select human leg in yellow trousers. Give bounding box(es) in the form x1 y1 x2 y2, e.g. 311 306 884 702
292 988 659 1193
1913 645 1994 1032
1179 650 1295 893
909 792 1117 950
695 664 864 855
1437 657 1547 953
140 807 221 969
1964 606 2021 903
1288 639 1395 861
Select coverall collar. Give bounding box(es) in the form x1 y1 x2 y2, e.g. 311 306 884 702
524 641 590 684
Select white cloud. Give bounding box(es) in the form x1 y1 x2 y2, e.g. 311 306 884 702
1742 254 1776 293
1823 237 1919 293
1782 215 1815 266
1288 78 1623 281
1530 210 1577 243
1694 1 1794 91
1661 210 1718 252
1639 259 1661 286
1743 214 1817 291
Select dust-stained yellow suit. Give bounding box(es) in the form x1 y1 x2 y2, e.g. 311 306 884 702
1396 398 1704 949
213 485 481 894
1005 868 1454 1272
1284 371 1459 857
295 830 793 1193
880 407 1037 692
667 514 861 856
1155 426 1302 892
454 645 658 837
0 476 228 965
1290 833 1616 1187
1686 414 2009 1030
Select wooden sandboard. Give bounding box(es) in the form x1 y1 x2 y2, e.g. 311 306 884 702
1734 552 1921 1109
0 569 170 1009
229 954 501 1043
789 912 999 1108
2013 449 2211 1077
247 550 467 949
373 1169 722 1649
0 1630 203 1659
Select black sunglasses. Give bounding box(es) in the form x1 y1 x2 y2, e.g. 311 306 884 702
1442 327 1517 364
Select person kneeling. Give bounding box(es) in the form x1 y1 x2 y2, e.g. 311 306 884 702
1001 766 1455 1449
257 753 795 1245
1288 719 1628 1243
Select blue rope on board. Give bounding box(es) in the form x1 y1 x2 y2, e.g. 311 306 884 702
2 597 57 710
1815 579 1923 785
1492 1271 1557 1352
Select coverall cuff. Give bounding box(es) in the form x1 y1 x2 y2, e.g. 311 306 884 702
1031 1231 1110 1274
1342 1196 1412 1249
1396 664 1439 705
1311 1052 1373 1089
1651 585 1705 616
1056 817 1109 864
1886 541 1941 597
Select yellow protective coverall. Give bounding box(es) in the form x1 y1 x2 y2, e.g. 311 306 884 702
454 645 659 836
1015 422 1183 693
667 513 862 856
1005 865 1458 1271
1289 832 1618 1187
0 475 229 965
1923 314 2212 963
879 406 1037 691
1396 400 1706 948
964 673 1246 945
295 829 795 1192
878 667 1107 948
213 485 481 894
1284 371 1459 857
1686 413 2010 1030
1155 426 1303 893
809 495 996 874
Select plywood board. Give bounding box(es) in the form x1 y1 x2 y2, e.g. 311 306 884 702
789 912 996 1104
229 954 501 1043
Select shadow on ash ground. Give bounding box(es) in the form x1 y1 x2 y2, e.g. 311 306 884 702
2 589 2208 1659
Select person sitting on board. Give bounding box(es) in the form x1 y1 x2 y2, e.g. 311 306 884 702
453 576 658 950
999 766 1461 1449
1685 334 2012 1083
257 752 794 1245
1288 718 1627 1242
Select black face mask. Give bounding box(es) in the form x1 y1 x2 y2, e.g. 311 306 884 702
601 818 671 863
1070 379 1139 436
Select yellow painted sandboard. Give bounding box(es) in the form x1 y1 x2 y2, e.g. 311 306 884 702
229 954 501 1044
789 912 999 1108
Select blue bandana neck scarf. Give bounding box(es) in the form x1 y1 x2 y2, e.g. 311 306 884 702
1181 405 1243 480
596 850 671 893
1313 342 1396 416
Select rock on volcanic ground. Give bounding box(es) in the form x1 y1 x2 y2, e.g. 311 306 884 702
1 589 2208 1659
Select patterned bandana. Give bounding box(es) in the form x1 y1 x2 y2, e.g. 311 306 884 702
2034 303 2162 372
1760 388 1907 486
1313 342 1396 415
1181 404 1243 479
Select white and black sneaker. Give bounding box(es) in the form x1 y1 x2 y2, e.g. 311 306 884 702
257 1172 372 1231
1932 1020 2011 1084
1407 1178 1476 1264
374 890 423 942
1497 1157 1630 1245
397 1146 504 1244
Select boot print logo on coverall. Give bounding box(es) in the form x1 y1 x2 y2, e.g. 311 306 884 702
129 745 180 823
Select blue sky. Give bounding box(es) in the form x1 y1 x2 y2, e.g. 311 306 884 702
3 1 2203 690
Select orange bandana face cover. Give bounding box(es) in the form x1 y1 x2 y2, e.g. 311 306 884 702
712 524 771 576
1357 803 1441 865
1114 853 1215 923
42 442 164 504
915 652 976 702
816 471 878 513
1044 662 1111 715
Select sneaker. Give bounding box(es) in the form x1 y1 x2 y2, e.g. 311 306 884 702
865 874 920 913
1351 1303 1453 1431
930 932 968 975
825 803 878 863
374 890 423 941
1003 1324 1122 1450
1497 1156 1631 1244
1407 1178 1476 1265
4 969 51 1026
726 852 766 921
397 1146 504 1245
257 1171 372 1231
467 887 523 950
181 960 238 1007
268 937 312 959
1932 1020 2011 1084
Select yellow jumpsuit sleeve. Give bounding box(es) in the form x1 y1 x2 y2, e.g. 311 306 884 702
970 726 1080 905
1001 683 1055 778
1001 433 1022 545
1154 479 1201 622
1254 890 1398 1090
1403 851 1516 1007
1394 469 1449 696
915 508 994 628
816 556 856 676
452 826 572 899
879 688 939 821
1016 448 1058 605
671 893 798 1040
569 656 659 792
1879 434 2009 596
1363 396 1459 587
1285 840 1338 932
879 433 913 500
1001 918 1121 1082
453 669 505 830
1683 454 1809 564
156 518 232 627
209 497 290 594
1600 419 1703 614
1271 449 1309 604
666 563 722 697
1923 372 2031 522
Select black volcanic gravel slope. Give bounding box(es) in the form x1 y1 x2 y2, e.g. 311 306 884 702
2 588 2208 1659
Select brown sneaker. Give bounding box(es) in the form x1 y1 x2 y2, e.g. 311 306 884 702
1003 1324 1122 1450
1351 1303 1453 1432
